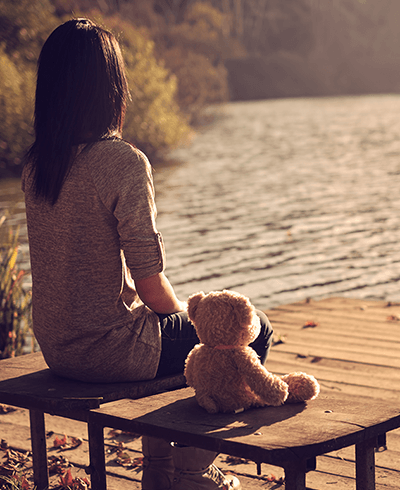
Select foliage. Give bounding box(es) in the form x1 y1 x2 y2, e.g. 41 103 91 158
0 0 58 177
0 217 32 359
91 12 191 154
0 0 193 172
0 47 35 176
66 1 240 122
152 2 234 121
0 0 58 62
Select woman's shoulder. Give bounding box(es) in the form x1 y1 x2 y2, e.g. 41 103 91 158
80 139 153 193
87 138 149 165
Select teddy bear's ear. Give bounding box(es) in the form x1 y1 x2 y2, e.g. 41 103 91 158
187 291 205 321
232 295 254 326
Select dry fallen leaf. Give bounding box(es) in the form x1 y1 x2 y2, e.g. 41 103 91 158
223 456 249 466
53 434 68 448
71 477 90 489
0 405 16 414
0 448 32 484
54 467 90 490
53 434 83 451
272 335 286 346
115 449 143 469
311 356 322 363
108 429 120 438
48 455 69 475
59 468 74 487
302 320 319 329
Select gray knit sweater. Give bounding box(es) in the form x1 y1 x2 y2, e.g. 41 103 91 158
22 140 164 382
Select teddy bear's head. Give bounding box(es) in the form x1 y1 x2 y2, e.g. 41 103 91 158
187 290 260 347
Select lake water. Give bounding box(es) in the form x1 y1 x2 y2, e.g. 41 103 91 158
3 94 400 309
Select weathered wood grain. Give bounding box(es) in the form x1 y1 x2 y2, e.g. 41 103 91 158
0 353 185 411
90 387 400 470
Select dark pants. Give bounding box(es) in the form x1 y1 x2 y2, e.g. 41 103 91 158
155 309 273 377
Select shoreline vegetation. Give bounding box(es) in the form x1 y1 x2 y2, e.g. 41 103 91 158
2 0 400 179
0 217 32 360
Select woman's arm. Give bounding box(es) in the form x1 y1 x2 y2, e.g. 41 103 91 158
135 272 186 314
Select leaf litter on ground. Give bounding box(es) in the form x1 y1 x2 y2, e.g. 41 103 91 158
52 434 82 451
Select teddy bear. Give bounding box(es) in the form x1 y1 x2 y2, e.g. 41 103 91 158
184 290 320 414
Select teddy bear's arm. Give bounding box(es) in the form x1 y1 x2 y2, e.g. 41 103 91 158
234 349 289 406
184 345 201 386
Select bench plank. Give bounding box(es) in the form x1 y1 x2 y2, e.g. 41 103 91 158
90 387 400 467
0 352 186 412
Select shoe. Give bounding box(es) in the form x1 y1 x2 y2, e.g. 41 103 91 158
171 444 241 490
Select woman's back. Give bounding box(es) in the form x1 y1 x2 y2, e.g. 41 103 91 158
23 139 164 382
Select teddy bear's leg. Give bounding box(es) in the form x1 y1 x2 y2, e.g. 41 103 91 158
171 444 241 490
196 393 219 414
281 372 320 403
142 436 174 490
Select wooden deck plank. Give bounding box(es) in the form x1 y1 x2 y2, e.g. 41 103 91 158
266 299 400 374
307 455 400 489
270 322 400 344
270 345 400 369
268 315 400 337
268 350 400 375
266 359 400 392
268 312 400 338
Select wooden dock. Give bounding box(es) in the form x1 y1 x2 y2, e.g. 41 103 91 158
1 297 400 489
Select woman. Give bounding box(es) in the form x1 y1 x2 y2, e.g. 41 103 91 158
23 18 272 489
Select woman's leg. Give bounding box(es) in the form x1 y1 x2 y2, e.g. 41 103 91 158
155 311 199 378
250 309 274 365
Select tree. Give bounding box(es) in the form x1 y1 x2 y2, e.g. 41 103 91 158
0 0 58 62
91 12 190 154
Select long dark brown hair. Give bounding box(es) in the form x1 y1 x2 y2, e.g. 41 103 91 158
26 18 130 204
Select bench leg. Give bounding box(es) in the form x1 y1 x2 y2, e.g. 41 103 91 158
356 437 376 490
29 409 49 490
284 460 306 490
87 421 107 490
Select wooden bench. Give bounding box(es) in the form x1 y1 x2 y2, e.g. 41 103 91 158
0 352 186 490
89 387 400 490
3 354 400 490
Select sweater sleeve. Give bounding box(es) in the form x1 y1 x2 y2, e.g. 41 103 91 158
90 140 165 280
